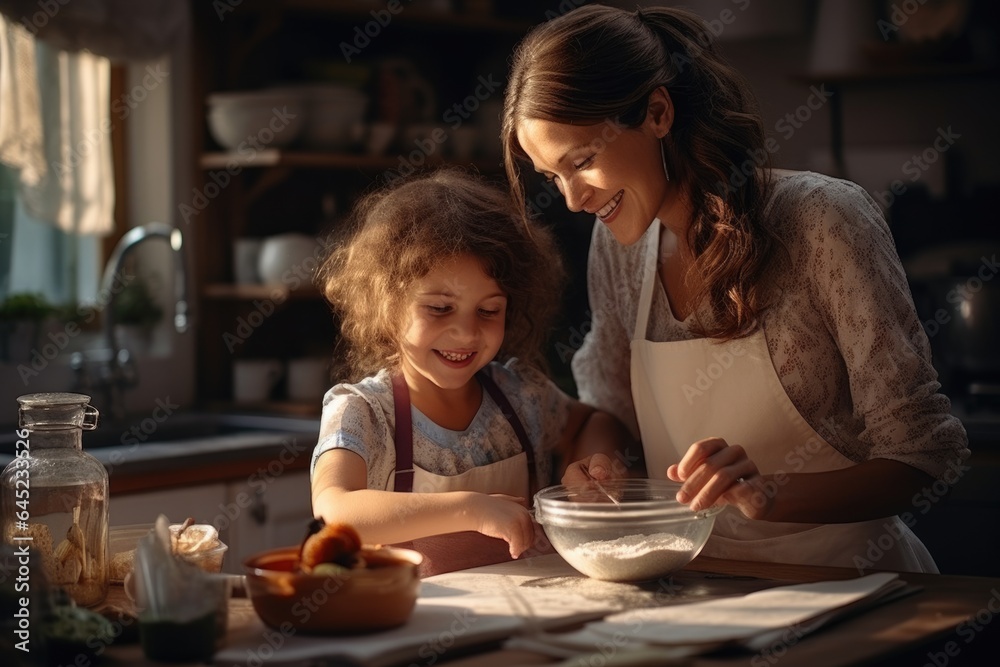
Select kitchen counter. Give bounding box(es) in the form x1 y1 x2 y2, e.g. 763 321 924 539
95 553 1000 666
95 430 318 494
0 414 321 494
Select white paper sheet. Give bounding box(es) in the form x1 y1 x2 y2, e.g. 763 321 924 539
216 557 907 665
586 572 903 646
216 597 522 667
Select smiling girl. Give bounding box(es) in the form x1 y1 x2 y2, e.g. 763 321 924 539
310 168 636 575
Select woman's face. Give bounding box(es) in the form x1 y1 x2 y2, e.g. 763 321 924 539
399 253 507 395
516 116 669 246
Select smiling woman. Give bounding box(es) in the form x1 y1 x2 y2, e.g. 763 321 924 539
501 3 969 574
515 116 663 247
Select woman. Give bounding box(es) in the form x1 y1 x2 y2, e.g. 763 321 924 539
502 4 969 571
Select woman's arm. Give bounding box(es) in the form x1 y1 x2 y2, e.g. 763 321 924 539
669 180 966 524
311 449 535 557
803 180 968 479
558 400 646 485
666 436 935 522
570 222 643 440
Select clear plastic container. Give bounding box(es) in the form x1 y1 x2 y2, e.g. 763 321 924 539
110 523 228 584
1 393 108 607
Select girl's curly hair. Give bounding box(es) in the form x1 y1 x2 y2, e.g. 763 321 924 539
318 168 567 382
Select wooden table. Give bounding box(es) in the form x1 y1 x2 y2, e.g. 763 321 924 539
97 555 1000 666
443 557 1000 667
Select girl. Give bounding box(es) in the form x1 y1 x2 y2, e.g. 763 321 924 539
310 168 635 575
501 4 969 571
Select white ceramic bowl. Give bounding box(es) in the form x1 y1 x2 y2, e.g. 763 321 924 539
295 84 369 149
534 479 722 582
257 233 321 286
365 122 397 155
206 91 304 150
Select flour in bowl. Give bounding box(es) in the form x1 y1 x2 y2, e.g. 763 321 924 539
563 533 698 581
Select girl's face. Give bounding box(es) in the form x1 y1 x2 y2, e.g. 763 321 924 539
516 91 674 246
399 254 507 394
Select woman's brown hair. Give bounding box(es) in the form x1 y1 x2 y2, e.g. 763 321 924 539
318 168 566 382
503 4 777 339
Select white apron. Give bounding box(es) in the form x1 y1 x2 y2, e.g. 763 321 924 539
629 223 937 573
388 373 537 576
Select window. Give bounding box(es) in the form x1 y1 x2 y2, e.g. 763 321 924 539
0 15 119 312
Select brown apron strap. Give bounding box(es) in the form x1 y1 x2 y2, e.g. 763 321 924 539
391 370 538 497
391 373 414 492
477 370 538 499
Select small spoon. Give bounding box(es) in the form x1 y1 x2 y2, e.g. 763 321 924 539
590 476 621 508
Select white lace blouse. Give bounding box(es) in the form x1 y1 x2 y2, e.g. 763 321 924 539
311 360 574 490
571 170 969 480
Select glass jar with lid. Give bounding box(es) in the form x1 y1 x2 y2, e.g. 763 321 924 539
1 393 108 607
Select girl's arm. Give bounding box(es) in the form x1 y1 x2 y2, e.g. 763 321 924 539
311 448 536 557
557 400 646 485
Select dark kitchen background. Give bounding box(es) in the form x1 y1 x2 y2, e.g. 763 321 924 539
1 0 997 576
189 0 999 576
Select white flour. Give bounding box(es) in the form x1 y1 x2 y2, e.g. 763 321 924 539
563 533 698 581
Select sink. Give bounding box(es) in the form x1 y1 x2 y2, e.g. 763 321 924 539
0 411 320 456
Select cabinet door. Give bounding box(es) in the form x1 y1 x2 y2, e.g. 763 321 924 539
224 470 313 573
109 484 228 528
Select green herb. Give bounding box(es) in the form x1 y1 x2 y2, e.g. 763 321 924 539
0 292 55 321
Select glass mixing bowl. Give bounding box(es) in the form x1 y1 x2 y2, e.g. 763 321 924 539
534 479 723 582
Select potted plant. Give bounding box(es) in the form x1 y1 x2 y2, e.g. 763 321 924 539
113 275 163 353
0 292 56 362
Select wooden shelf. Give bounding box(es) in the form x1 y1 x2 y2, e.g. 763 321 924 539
200 149 380 170
206 399 322 418
793 62 1000 85
791 60 999 182
280 0 532 34
203 283 322 301
199 149 503 173
190 1 521 411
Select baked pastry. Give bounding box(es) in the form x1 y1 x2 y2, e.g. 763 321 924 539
298 519 362 573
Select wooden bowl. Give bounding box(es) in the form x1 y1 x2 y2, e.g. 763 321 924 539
243 545 422 634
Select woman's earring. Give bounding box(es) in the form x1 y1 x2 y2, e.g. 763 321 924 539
660 138 671 182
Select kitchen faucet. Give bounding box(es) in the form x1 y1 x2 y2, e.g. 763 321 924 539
71 222 190 419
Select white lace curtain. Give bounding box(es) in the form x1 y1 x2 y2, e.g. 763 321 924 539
0 14 112 235
0 0 186 236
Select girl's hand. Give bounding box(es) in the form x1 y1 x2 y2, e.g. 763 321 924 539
470 493 536 558
561 452 625 486
666 437 772 520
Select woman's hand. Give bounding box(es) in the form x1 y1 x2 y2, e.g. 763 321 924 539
469 493 536 558
666 437 773 520
561 452 626 486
